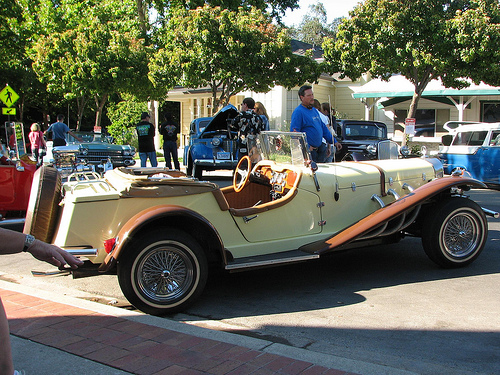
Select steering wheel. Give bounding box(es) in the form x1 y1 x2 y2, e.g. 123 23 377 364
233 156 251 192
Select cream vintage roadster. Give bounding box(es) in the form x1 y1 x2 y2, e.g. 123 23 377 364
24 131 497 315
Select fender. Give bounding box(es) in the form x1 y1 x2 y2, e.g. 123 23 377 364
98 205 225 272
300 175 486 255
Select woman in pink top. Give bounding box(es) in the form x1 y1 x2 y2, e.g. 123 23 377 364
28 122 45 164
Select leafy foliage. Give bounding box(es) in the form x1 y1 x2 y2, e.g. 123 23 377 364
30 0 158 128
323 0 500 120
288 2 340 46
107 96 148 147
150 5 321 109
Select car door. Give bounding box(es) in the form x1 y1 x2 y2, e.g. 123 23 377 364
481 130 500 184
231 187 323 243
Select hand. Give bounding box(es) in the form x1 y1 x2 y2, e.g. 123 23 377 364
27 240 84 270
335 142 342 151
326 146 331 157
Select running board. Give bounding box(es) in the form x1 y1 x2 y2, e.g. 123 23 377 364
225 250 319 272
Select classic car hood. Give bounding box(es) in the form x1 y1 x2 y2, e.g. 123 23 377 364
200 104 238 134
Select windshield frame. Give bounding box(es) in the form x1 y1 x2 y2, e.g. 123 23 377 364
253 131 310 167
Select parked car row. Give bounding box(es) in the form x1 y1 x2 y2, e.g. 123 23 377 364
44 131 136 179
1 122 136 230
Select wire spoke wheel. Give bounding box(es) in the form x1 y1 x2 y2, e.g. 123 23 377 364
422 198 487 268
441 212 480 258
136 244 194 303
118 229 208 315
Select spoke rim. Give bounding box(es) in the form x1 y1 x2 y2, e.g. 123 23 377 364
136 244 195 303
442 212 480 259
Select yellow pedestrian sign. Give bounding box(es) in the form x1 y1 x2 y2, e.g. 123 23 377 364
0 85 19 107
2 107 16 115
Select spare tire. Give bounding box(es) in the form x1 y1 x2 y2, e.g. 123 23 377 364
23 166 62 243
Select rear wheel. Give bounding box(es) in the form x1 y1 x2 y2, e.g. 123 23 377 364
23 166 61 243
117 229 208 315
421 198 487 268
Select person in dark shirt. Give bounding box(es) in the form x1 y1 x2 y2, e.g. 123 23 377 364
159 112 180 170
136 112 158 167
230 97 264 157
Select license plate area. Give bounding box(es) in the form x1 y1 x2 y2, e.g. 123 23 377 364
217 151 231 160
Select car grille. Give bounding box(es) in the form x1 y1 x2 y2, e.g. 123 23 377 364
377 140 399 160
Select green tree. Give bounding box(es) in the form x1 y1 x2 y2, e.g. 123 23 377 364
147 0 299 24
30 0 160 129
150 5 321 109
323 0 500 138
107 95 148 147
288 2 340 46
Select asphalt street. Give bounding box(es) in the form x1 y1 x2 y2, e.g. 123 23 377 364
0 176 498 375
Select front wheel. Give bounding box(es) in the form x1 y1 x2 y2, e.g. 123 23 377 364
421 198 487 268
118 229 208 315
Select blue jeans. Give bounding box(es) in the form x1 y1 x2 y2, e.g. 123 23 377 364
163 140 180 170
310 143 327 163
139 152 158 167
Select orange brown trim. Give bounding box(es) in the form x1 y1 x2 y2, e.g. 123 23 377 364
300 176 486 255
98 205 225 271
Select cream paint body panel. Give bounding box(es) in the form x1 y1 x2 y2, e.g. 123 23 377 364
54 191 245 263
231 188 321 243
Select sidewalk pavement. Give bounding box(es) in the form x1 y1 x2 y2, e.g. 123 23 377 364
0 280 417 375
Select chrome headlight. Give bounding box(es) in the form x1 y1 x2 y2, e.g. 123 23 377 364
367 144 377 154
211 137 222 147
80 147 89 156
400 145 410 156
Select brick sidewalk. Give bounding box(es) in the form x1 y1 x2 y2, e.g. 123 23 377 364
1 288 358 375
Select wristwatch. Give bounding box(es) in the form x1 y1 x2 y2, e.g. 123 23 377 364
22 234 36 252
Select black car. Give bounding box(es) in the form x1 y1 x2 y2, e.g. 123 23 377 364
335 119 400 161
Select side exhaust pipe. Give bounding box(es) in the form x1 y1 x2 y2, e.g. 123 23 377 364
482 207 499 219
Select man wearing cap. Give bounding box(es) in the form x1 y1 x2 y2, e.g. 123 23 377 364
136 112 158 167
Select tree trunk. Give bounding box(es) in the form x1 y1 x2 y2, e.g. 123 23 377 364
76 95 89 131
94 93 108 129
135 0 148 37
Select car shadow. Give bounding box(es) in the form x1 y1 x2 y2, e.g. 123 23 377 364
182 232 500 320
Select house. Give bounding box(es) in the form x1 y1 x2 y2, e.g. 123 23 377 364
351 74 500 140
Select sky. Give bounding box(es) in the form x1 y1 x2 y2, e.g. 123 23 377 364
282 0 362 26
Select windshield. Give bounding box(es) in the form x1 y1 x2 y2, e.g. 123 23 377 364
344 124 386 139
253 131 309 167
67 132 111 144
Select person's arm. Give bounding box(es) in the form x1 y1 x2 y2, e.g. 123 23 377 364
322 122 334 145
68 130 83 142
290 109 302 132
0 228 84 270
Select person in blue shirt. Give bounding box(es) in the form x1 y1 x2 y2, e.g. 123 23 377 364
290 85 333 163
45 114 82 146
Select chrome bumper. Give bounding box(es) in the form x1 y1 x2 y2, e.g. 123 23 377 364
61 247 98 257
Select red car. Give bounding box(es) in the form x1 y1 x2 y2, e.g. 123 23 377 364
0 122 37 230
